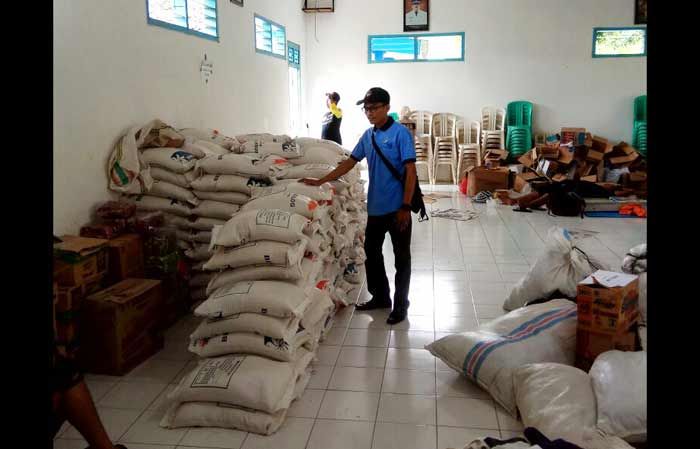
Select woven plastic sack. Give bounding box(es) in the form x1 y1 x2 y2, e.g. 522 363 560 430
123 195 192 217
204 240 307 271
179 128 239 150
166 215 225 231
176 229 213 244
190 272 216 288
206 265 304 295
425 299 577 417
269 163 335 181
294 137 346 154
141 148 197 174
288 146 346 166
149 179 199 205
190 330 312 362
190 174 260 194
107 120 166 194
185 243 213 261
239 141 303 159
241 192 319 220
150 167 192 188
190 312 302 342
191 200 241 220
210 209 311 247
193 190 250 205
196 153 287 177
183 139 230 157
300 288 334 331
250 182 334 203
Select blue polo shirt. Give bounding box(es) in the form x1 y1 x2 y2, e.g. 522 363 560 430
350 117 416 216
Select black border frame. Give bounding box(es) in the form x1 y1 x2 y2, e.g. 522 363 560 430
403 0 429 32
635 0 647 24
230 0 243 7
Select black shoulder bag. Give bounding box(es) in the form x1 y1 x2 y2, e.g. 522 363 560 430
370 133 428 221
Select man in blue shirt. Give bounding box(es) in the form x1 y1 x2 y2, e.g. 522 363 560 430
301 87 417 324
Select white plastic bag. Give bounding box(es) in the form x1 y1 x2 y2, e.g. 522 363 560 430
190 331 311 362
590 350 647 443
503 227 605 311
621 243 647 275
206 265 304 294
190 312 302 342
204 240 307 271
210 209 311 247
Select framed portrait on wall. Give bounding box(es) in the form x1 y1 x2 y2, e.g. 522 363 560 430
230 0 243 6
635 0 647 24
404 0 429 32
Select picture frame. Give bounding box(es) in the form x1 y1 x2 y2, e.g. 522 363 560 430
404 0 429 32
635 0 647 24
230 0 243 7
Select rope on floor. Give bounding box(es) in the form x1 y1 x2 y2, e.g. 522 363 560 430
429 208 480 221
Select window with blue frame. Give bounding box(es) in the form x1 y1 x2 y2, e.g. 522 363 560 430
368 32 465 63
288 44 300 68
147 0 218 41
593 27 647 57
255 14 286 59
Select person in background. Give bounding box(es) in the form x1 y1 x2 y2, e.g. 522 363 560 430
302 87 417 325
321 92 343 145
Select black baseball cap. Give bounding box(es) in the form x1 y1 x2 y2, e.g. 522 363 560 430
356 87 390 106
326 92 340 103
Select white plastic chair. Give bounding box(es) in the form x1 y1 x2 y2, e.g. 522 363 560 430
456 119 481 179
480 106 506 155
410 110 435 184
431 113 458 184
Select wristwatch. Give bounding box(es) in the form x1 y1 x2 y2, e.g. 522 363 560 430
400 203 412 211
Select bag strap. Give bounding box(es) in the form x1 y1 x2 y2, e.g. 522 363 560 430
371 132 403 184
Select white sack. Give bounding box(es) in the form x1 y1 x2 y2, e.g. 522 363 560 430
190 313 302 342
150 167 192 188
236 133 291 145
185 243 214 261
195 280 313 319
191 200 241 220
179 128 239 150
190 174 259 194
196 153 287 177
193 190 250 205
191 287 207 302
183 139 230 157
241 191 319 220
250 182 334 203
176 229 213 244
166 350 313 414
123 195 192 217
300 288 335 331
149 180 199 205
206 265 303 295
190 330 312 362
210 209 311 247
166 215 226 231
204 240 307 271
239 140 303 159
288 146 346 166
141 148 197 174
503 227 605 311
294 137 347 155
190 272 216 288
269 163 335 181
590 351 647 443
425 299 578 417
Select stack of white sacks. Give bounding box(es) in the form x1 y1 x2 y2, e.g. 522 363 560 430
121 130 368 435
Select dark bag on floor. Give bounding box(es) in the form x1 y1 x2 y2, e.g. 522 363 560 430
546 181 586 218
371 133 428 221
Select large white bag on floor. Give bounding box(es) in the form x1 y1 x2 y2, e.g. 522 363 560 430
294 137 346 154
191 313 302 345
239 141 303 159
250 182 334 204
190 330 312 362
211 209 311 247
195 281 313 319
503 228 605 311
288 146 346 166
191 200 240 220
141 148 197 174
123 195 193 216
236 133 292 145
161 367 311 435
185 243 213 261
590 351 647 443
179 128 239 150
166 215 225 231
149 180 199 205
241 191 319 219
514 363 597 448
166 350 313 414
269 163 335 181
206 265 303 294
204 240 307 271
196 153 287 177
425 299 577 417
150 167 192 188
184 139 231 157
621 243 647 275
193 190 250 205
190 174 258 194
300 288 335 330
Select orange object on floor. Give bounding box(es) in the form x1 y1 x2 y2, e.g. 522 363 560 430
619 203 647 217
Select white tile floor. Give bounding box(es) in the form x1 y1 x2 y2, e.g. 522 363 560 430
54 186 646 449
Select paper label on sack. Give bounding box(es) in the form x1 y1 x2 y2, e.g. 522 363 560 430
191 356 244 389
580 270 638 288
256 210 291 229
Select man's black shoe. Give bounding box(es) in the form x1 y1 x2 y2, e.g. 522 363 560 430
355 298 392 311
386 309 407 325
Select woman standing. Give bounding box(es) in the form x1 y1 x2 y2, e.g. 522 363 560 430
321 92 343 145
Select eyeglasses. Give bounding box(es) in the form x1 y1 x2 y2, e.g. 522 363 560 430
362 104 386 113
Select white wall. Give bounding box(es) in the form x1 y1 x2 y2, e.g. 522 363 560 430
53 0 307 234
304 0 646 148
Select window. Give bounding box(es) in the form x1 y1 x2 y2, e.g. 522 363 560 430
255 14 286 59
593 27 647 58
288 41 302 134
147 0 218 41
368 32 464 63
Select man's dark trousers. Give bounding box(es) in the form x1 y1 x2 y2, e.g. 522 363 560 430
363 211 412 312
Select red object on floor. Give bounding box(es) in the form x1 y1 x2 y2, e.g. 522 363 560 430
459 177 468 195
619 203 647 218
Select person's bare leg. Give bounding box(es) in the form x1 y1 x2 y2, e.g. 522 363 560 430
60 381 116 449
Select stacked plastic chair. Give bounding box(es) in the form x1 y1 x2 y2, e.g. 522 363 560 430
431 113 458 184
632 95 647 158
505 100 533 159
456 119 481 180
481 106 506 157
410 110 435 184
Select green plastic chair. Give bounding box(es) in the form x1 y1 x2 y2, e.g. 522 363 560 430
634 95 647 123
506 101 533 157
506 101 533 128
632 95 647 157
506 125 532 158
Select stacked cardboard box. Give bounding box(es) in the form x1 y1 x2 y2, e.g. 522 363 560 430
574 270 640 372
466 166 511 196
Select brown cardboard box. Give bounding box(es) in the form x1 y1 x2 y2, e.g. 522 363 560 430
80 279 164 375
582 175 597 182
520 171 539 181
513 175 528 193
537 145 559 160
576 271 639 334
575 327 637 372
517 150 536 168
591 136 613 154
466 167 510 196
574 145 589 160
485 149 509 160
629 171 647 183
552 174 568 182
106 234 145 285
586 150 604 163
56 285 86 314
54 250 108 287
610 152 640 166
558 147 574 165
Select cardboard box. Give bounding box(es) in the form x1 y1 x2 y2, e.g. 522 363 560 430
536 145 559 160
574 145 589 160
80 279 164 375
558 147 574 165
581 175 597 183
513 175 528 193
106 234 145 285
561 128 586 145
591 136 613 154
467 167 511 196
609 153 640 166
520 171 539 181
575 327 637 372
552 174 568 182
517 150 536 168
54 250 108 287
629 171 647 183
576 271 639 334
586 150 604 163
485 148 509 160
